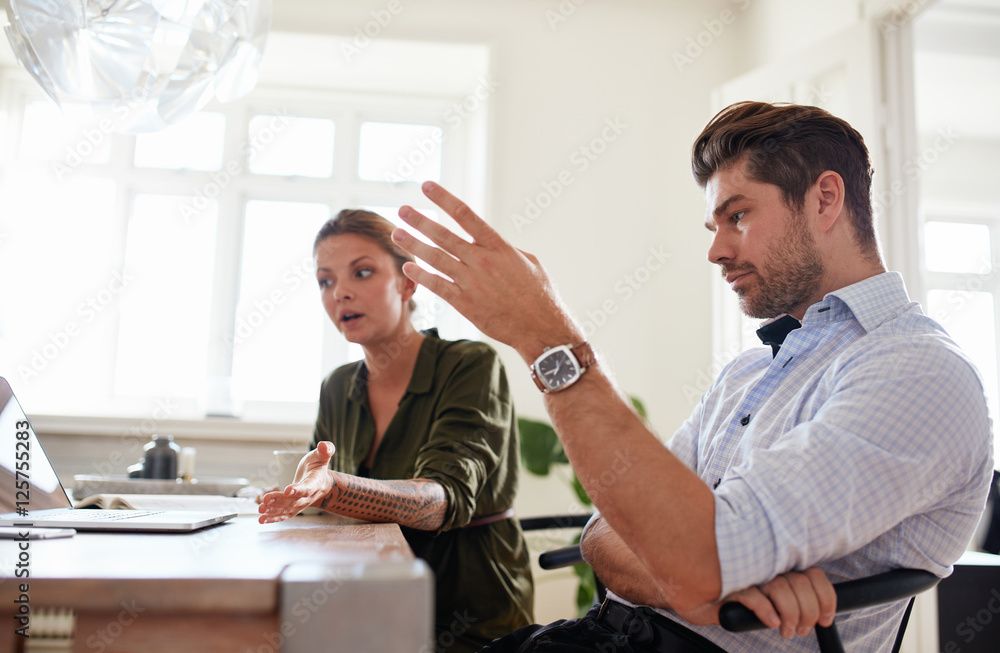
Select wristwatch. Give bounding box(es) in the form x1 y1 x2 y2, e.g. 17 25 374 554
530 342 597 393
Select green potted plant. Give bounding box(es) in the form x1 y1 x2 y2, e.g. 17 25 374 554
518 397 647 616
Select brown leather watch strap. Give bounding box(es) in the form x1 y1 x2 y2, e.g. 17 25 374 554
572 342 597 369
531 368 548 392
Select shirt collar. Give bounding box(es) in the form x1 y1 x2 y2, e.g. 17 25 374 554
346 328 439 402
801 271 911 333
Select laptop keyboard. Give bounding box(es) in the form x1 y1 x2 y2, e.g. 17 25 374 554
54 510 166 521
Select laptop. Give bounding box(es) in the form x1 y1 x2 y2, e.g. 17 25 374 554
0 377 237 532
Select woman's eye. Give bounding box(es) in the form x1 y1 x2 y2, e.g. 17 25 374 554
356 268 373 279
318 279 331 289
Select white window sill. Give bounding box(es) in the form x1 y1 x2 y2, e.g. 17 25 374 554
30 413 313 445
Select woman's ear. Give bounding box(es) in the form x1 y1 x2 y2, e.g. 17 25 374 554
399 272 418 302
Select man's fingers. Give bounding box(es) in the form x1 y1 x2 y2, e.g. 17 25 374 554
786 573 821 636
396 204 474 260
761 576 800 639
420 181 501 246
391 222 464 280
805 568 837 627
400 261 462 306
731 587 780 630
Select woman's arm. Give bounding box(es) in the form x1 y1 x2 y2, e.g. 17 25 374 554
258 441 448 531
318 473 447 531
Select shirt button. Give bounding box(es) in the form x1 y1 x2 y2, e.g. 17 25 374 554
739 414 750 426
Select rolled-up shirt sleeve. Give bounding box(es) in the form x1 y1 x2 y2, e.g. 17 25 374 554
713 339 993 597
411 343 515 532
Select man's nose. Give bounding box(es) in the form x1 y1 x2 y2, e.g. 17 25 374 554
707 229 735 265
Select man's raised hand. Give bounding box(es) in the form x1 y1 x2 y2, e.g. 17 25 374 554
391 181 583 363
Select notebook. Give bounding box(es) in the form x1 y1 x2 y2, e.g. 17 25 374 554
0 377 237 532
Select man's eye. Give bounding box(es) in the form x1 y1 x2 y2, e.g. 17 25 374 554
731 211 745 224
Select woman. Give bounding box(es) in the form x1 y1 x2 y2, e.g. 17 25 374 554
259 209 533 652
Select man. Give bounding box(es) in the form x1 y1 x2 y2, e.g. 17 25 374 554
389 102 994 651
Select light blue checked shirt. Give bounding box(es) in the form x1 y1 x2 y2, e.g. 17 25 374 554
636 272 993 652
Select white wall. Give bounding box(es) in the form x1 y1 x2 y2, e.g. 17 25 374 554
736 0 861 74
268 0 741 442
7 0 886 624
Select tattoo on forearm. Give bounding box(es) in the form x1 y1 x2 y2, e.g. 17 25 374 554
318 473 448 531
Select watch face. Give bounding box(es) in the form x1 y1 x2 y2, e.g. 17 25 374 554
537 347 581 391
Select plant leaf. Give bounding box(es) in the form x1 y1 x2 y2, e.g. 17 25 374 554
570 473 593 506
518 417 564 476
573 563 598 616
631 395 647 420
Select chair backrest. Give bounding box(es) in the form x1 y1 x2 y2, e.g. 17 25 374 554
519 514 592 570
981 470 1000 554
519 514 592 532
520 514 605 609
890 597 917 653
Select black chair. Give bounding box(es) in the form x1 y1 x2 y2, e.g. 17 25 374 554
520 514 606 606
720 568 939 653
518 513 593 569
519 514 593 572
535 542 587 570
980 470 1000 554
519 514 592 533
534 537 939 653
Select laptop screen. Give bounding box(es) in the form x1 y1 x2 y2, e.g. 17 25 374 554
0 377 74 514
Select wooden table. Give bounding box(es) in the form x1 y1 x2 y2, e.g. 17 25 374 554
0 516 432 652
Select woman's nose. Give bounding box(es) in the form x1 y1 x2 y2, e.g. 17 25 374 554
331 281 353 301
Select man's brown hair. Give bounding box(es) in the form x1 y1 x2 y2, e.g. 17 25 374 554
692 101 879 260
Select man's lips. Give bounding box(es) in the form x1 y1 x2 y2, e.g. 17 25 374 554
725 271 753 287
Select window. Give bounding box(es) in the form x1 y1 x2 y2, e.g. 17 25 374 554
0 35 491 423
913 6 1000 461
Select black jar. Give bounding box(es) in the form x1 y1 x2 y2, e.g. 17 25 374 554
141 435 180 480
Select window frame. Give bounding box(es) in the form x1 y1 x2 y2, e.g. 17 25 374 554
0 59 488 432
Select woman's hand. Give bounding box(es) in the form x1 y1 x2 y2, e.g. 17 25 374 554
676 567 836 640
258 442 336 523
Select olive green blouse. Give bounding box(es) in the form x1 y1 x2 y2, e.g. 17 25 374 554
312 331 534 652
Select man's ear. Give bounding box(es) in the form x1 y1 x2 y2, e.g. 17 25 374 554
814 170 846 233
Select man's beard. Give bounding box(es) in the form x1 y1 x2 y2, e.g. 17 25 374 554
721 216 825 320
